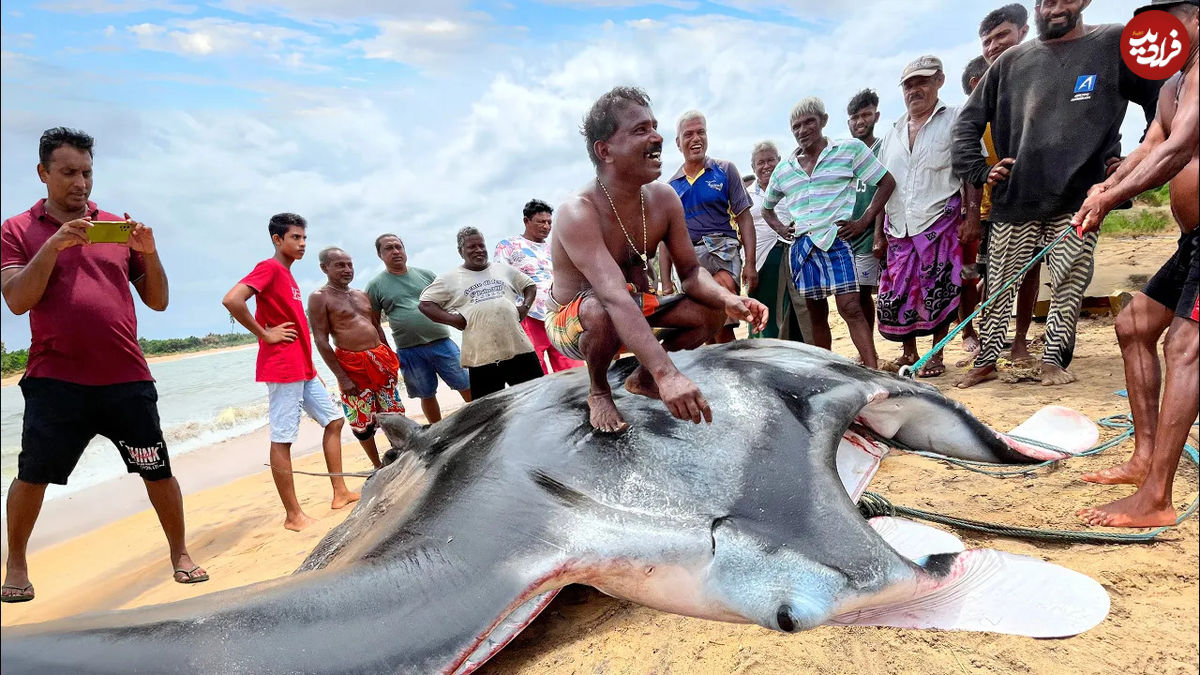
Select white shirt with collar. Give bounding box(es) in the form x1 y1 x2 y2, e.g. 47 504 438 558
879 100 961 239
748 182 792 271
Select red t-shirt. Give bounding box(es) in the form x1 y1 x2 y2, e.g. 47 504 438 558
239 258 315 383
0 200 152 386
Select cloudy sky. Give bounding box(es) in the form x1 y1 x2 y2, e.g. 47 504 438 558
1 0 1150 348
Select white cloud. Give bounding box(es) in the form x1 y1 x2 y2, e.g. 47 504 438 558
349 16 491 66
36 0 196 14
126 17 325 67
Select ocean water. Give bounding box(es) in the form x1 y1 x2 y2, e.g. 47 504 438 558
0 343 342 505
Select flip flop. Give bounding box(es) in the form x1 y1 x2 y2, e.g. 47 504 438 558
917 363 946 378
1 583 35 603
174 566 210 584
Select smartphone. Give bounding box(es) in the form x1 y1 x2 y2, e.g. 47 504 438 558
88 221 133 244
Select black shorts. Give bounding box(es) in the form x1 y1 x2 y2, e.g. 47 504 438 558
467 352 543 399
1144 230 1200 321
18 378 173 485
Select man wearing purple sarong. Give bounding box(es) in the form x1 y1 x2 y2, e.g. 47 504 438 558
877 56 983 377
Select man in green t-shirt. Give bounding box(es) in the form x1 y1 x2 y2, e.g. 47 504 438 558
366 234 471 423
846 89 884 333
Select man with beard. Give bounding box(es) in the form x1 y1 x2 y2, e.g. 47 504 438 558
953 0 1161 388
1072 0 1199 527
662 110 757 343
548 87 767 433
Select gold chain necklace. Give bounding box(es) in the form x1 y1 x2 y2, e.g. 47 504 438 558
597 178 648 271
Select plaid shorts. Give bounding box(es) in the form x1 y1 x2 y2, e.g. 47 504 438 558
789 235 859 299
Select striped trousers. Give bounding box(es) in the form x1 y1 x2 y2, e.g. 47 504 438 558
974 215 1099 369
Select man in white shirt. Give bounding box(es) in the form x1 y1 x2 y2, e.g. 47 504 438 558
746 140 808 342
876 55 983 377
419 227 543 399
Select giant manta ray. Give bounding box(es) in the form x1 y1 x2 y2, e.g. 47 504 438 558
4 341 1109 674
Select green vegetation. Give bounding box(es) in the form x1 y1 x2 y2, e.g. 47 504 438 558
1100 207 1173 236
1 332 257 377
1135 185 1170 207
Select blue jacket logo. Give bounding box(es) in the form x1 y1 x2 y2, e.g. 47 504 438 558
1074 75 1096 94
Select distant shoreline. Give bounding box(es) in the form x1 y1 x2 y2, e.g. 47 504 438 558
0 343 256 388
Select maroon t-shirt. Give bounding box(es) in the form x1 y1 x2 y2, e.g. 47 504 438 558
0 199 152 386
239 258 316 383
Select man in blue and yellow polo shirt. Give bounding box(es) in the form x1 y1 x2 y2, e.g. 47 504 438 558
662 110 756 343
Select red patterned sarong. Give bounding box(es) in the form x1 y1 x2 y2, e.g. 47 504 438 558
335 343 405 436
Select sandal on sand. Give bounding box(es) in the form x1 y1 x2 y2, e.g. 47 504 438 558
1 583 35 603
917 362 946 378
174 566 209 584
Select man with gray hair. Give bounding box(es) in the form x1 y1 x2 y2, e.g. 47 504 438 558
419 227 542 399
762 96 895 368
663 110 756 343
308 246 402 469
747 139 807 341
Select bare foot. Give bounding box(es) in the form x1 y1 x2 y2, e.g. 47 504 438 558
587 393 628 433
1010 338 1035 367
955 335 980 367
955 365 997 389
1080 461 1147 486
284 512 318 532
331 491 361 510
1077 492 1178 528
623 365 661 400
1040 363 1077 386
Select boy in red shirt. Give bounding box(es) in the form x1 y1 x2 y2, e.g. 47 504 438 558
222 213 359 531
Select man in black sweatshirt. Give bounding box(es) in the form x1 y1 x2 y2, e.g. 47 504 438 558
952 0 1160 389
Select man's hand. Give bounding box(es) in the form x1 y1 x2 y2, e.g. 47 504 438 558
655 370 712 424
46 217 91 252
724 295 768 333
516 302 530 322
835 217 870 240
263 321 298 344
1071 191 1115 235
124 213 156 255
987 157 1015 186
337 375 360 397
741 265 758 294
450 312 468 331
872 231 888 260
1104 156 1123 177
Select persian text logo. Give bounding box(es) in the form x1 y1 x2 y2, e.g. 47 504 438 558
1121 10 1191 80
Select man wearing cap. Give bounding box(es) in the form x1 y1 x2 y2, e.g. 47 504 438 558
953 0 1162 388
1071 0 1198 527
661 110 756 343
876 56 982 377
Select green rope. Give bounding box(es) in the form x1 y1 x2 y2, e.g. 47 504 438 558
859 416 1200 543
900 227 1074 378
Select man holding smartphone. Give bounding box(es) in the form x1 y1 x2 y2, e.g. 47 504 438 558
0 127 207 603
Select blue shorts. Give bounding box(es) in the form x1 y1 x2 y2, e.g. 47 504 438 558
266 377 341 444
790 235 859 300
396 337 471 399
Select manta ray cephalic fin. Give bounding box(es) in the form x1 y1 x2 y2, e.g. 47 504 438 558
826 548 1110 637
867 516 965 561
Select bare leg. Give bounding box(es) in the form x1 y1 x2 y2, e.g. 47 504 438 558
1011 265 1041 365
858 288 876 334
269 441 316 531
143 477 206 582
1079 317 1199 527
322 418 359 510
710 270 738 344
359 435 382 469
806 297 832 350
419 397 442 424
3 479 47 600
834 292 877 369
577 296 627 433
917 326 949 377
1082 294 1174 485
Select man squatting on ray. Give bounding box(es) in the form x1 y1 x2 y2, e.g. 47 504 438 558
547 86 768 433
1071 0 1199 528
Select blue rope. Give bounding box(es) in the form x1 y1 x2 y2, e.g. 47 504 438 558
899 227 1074 378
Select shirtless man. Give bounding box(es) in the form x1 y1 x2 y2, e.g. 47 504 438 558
1071 0 1198 528
309 247 404 469
548 86 768 433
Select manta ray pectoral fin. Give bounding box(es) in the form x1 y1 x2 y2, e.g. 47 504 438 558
827 548 1111 637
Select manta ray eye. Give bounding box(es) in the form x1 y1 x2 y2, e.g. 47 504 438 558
776 605 797 633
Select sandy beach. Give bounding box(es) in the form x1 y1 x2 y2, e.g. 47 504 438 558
2 232 1196 674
